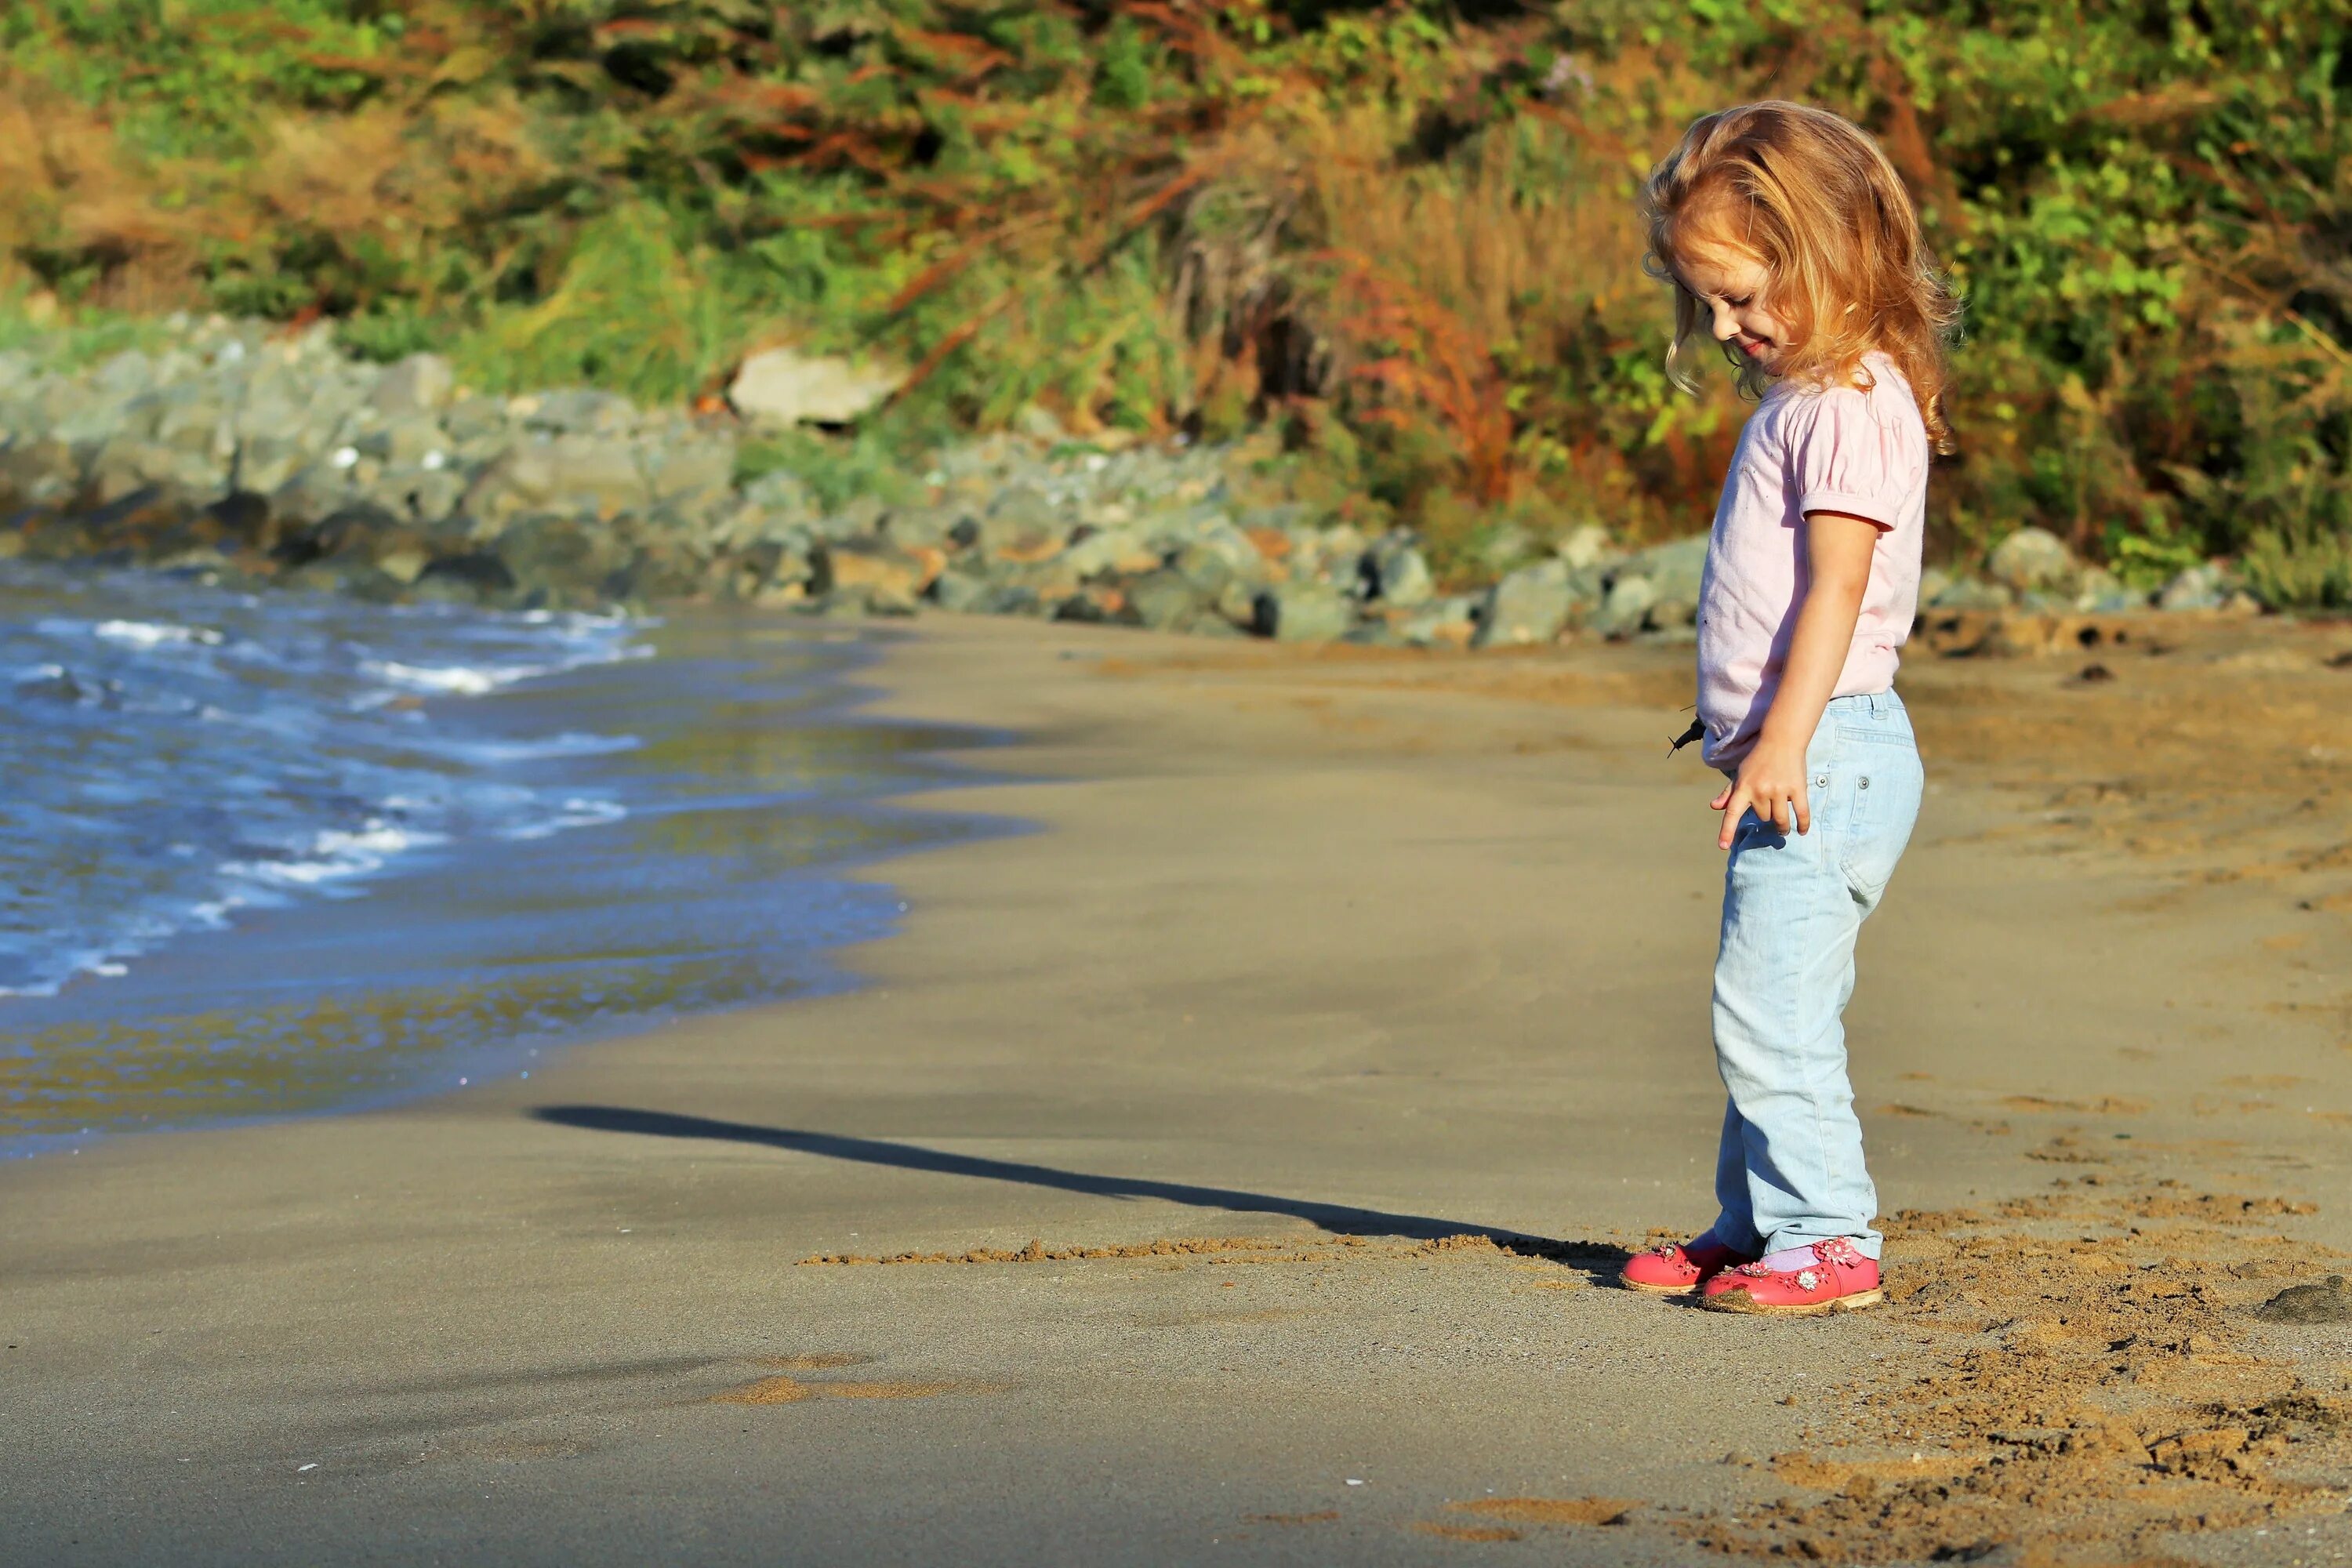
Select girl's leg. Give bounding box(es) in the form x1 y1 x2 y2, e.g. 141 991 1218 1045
1710 1098 1765 1255
1710 696 1922 1259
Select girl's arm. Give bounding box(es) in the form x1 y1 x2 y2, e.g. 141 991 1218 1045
1711 511 1880 850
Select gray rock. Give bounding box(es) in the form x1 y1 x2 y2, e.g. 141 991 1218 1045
1646 595 1697 631
461 435 651 530
2072 567 2146 613
1062 526 1154 579
94 350 154 401
1621 534 1708 604
495 513 633 594
1398 594 1480 648
1363 533 1435 607
1127 568 1205 631
234 434 310 497
271 462 361 530
930 568 996 615
1475 559 1574 648
1171 526 1261 592
371 353 454 416
1988 526 2078 593
1477 521 1537 575
882 505 967 550
1929 577 2014 612
356 416 450 468
2158 563 2227 612
521 389 637 434
978 488 1064 561
1556 523 1618 571
1594 573 1657 639
728 346 903 426
1252 583 1352 644
641 434 735 515
0 435 76 506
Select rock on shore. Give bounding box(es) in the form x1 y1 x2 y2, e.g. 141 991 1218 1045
0 316 2258 648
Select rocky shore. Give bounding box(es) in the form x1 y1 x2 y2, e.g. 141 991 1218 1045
0 314 2265 649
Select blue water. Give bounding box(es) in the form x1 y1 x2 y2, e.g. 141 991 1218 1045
0 563 1000 1158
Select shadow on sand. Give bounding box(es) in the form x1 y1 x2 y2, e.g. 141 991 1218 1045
531 1104 1624 1276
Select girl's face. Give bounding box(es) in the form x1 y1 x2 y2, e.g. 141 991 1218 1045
1674 243 1794 375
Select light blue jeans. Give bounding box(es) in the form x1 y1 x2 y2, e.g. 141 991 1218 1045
1710 690 1922 1261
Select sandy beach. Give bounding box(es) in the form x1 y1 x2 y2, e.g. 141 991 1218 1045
7 611 2352 1566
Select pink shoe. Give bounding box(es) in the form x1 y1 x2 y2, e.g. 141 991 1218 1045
1619 1233 1759 1295
1701 1237 1882 1315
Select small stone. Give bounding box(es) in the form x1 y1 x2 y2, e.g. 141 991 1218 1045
728 346 904 427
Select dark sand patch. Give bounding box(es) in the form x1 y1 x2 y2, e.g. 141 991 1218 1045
2002 1095 2151 1116
712 1374 997 1406
1450 1496 1638 1526
1409 1520 1525 1542
2260 1276 2352 1324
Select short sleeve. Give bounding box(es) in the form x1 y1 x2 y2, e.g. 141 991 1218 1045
1784 382 1918 532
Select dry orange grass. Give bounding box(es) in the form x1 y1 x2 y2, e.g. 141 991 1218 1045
0 73 208 307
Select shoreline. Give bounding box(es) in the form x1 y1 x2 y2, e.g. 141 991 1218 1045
5 611 2349 1565
0 600 1007 1162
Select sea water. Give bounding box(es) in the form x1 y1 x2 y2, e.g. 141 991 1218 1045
0 562 996 1158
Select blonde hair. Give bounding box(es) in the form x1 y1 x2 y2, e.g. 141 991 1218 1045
1640 101 1960 453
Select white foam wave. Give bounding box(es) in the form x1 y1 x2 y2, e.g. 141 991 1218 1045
362 659 545 696
219 821 448 890
496 797 628 840
93 619 224 648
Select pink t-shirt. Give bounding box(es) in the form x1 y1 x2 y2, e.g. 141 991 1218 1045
1695 353 1929 768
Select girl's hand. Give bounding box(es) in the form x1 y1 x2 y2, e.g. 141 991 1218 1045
1709 510 1880 851
1711 738 1810 850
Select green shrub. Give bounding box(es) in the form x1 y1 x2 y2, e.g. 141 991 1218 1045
11 0 2352 580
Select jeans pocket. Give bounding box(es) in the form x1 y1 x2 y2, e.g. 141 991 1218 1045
1838 742 1922 902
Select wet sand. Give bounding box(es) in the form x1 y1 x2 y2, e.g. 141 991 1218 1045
5 612 2351 1566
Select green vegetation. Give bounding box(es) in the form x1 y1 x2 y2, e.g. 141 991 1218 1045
5 1 2352 601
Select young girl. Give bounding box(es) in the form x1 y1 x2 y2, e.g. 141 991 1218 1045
1616 102 1958 1315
